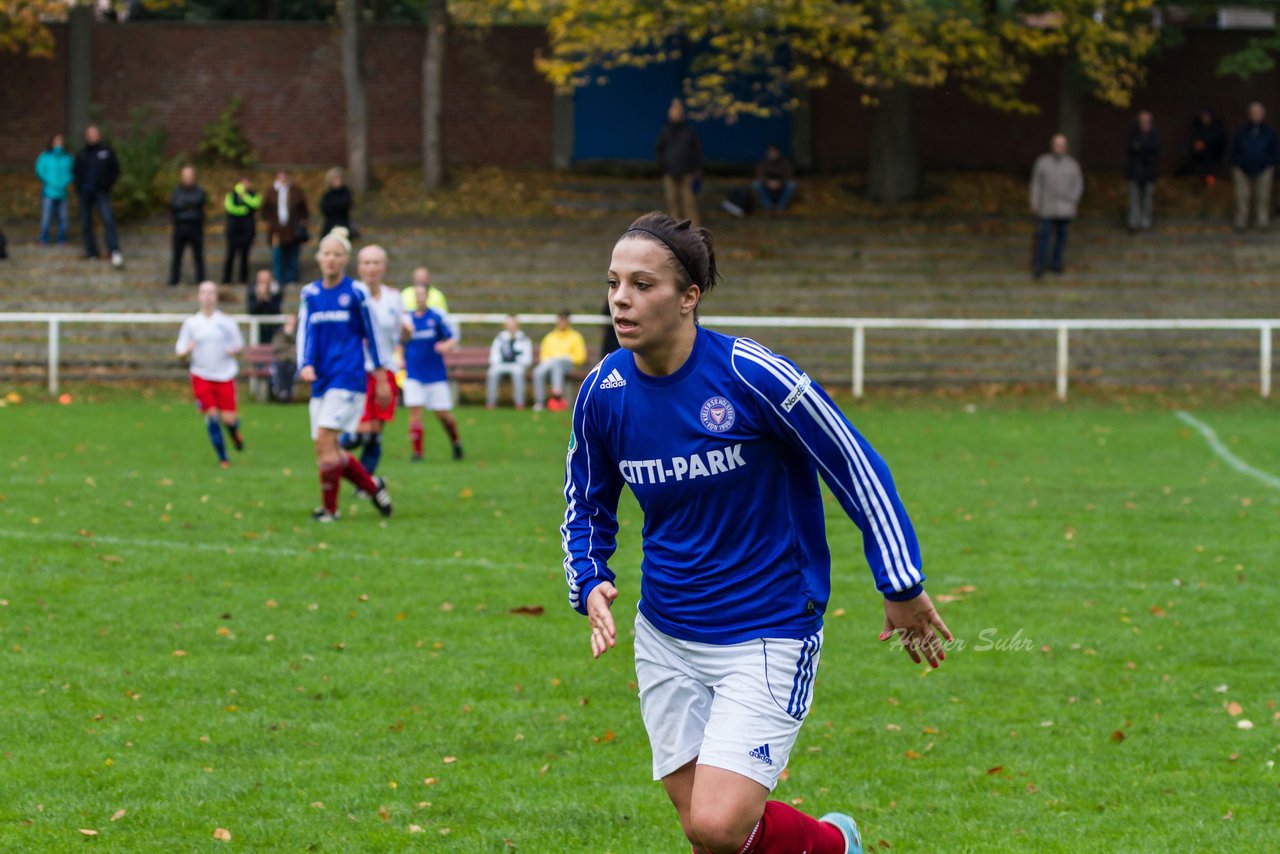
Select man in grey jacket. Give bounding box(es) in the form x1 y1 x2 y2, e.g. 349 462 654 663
1030 134 1084 277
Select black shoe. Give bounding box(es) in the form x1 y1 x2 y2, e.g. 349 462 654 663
311 507 340 523
370 476 393 517
230 431 244 452
452 443 464 461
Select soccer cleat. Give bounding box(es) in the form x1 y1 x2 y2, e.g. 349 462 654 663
230 432 244 452
370 476 393 517
310 507 340 523
219 460 231 470
110 251 124 268
819 813 863 854
410 454 424 463
452 443 464 461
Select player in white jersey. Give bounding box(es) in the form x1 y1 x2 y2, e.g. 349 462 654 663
344 244 404 480
175 281 245 467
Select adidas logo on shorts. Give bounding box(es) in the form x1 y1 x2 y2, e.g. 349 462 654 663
599 368 627 389
748 743 773 766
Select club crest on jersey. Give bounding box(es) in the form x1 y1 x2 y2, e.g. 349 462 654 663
338 293 352 307
700 396 735 433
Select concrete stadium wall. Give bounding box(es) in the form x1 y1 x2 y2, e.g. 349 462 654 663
1 23 1276 174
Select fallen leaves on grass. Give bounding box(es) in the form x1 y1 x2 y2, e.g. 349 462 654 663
111 808 126 821
509 605 545 616
1226 701 1243 717
1110 730 1126 743
79 829 98 836
213 827 232 841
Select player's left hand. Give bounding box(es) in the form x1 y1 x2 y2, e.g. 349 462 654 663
375 372 393 408
881 590 952 669
585 582 619 660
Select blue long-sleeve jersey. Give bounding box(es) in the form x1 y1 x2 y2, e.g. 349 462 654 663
296 276 385 396
404 309 456 384
561 327 924 644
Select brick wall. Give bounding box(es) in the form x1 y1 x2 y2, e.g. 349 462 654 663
0 21 552 170
3 23 1278 174
812 31 1280 174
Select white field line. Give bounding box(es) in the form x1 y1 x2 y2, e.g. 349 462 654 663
1175 411 1280 490
0 528 500 569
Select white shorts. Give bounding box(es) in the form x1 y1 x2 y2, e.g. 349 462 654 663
403 378 453 411
634 612 821 790
309 387 366 440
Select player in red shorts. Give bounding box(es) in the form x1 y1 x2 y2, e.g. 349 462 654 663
175 280 245 467
340 244 404 484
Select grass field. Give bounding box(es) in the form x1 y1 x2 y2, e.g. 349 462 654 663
0 385 1277 852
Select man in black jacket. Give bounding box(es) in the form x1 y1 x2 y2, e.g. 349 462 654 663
1230 102 1280 231
169 165 207 285
72 124 123 267
654 99 703 225
1125 111 1160 232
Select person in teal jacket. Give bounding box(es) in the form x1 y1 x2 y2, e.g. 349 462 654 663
35 134 74 245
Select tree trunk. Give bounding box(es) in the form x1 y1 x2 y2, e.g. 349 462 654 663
423 0 447 191
341 0 369 194
1056 59 1084 161
867 85 919 203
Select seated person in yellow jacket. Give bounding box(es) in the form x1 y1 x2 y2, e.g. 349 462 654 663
533 309 588 412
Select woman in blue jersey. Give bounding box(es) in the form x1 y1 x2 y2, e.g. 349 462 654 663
401 279 463 461
562 212 951 854
296 227 395 522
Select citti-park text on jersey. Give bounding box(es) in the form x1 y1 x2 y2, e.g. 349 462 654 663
618 444 745 485
310 310 351 323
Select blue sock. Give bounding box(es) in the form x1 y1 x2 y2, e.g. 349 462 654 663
360 432 383 474
206 416 227 462
339 431 362 450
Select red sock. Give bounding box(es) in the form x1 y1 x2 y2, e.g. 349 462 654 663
340 451 379 493
409 422 424 456
746 801 845 854
319 460 342 513
437 413 459 444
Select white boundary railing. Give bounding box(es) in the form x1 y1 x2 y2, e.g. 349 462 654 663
1 312 1275 400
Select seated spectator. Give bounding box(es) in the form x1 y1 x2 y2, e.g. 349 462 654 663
270 313 298 403
486 314 533 409
753 144 797 213
533 310 588 412
320 167 355 239
247 269 284 344
1178 107 1227 185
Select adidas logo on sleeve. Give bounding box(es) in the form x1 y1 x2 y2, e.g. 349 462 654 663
599 368 627 389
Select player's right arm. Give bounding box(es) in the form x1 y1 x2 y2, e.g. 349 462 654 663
297 294 315 382
561 364 624 631
175 319 194 359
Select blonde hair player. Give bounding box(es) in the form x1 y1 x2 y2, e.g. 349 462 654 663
296 228 394 522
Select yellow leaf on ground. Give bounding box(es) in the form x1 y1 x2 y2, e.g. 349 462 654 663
213 828 231 841
111 808 126 821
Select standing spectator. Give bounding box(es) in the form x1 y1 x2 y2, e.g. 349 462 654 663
72 124 123 268
400 266 449 314
271 313 299 403
1029 134 1084 278
222 174 261 284
246 269 284 345
654 98 702 225
753 143 797 213
486 314 533 409
35 133 73 245
1125 111 1160 233
1179 107 1227 186
533 310 588 412
1229 102 1280 231
169 165 207 286
320 167 355 239
264 169 309 286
